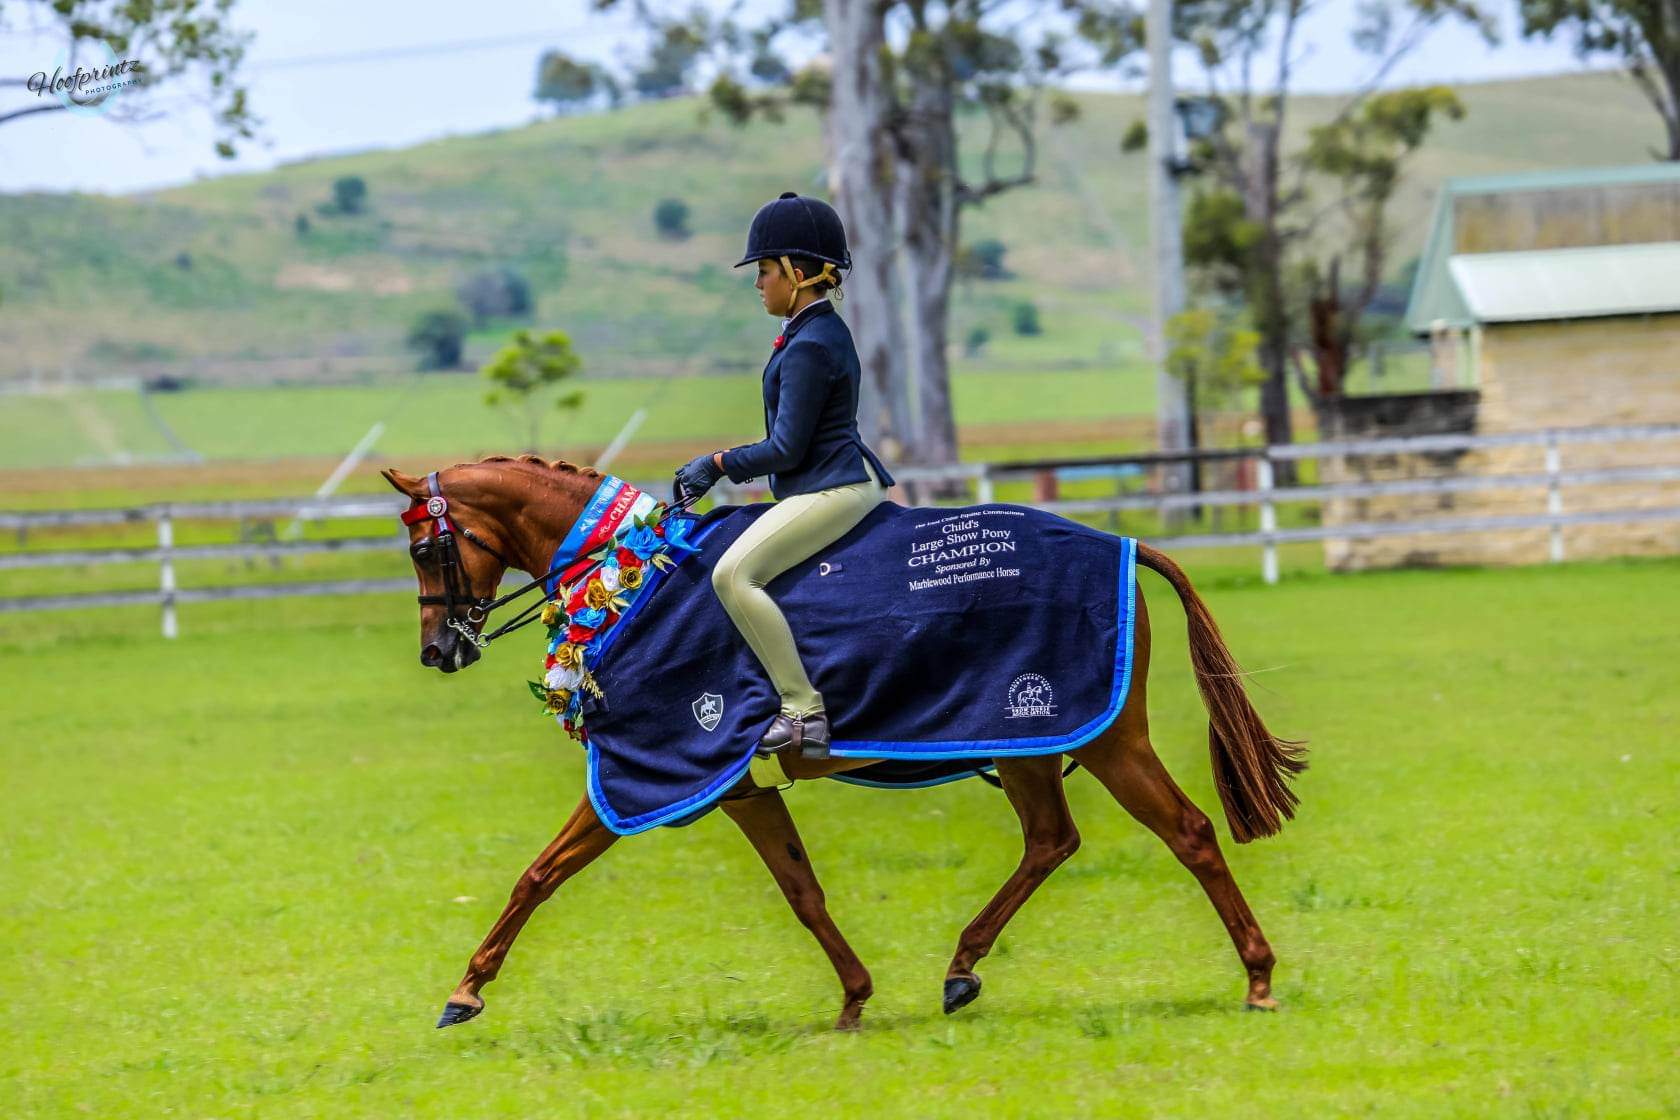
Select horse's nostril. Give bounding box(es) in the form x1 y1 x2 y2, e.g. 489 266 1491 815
421 644 443 667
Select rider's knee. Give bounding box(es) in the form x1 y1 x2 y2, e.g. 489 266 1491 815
713 547 773 596
711 552 739 593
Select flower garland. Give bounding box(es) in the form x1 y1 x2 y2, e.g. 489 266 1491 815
527 500 699 742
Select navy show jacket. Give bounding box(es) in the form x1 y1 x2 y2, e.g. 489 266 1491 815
719 299 898 501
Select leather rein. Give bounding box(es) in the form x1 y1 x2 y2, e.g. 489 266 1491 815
400 471 697 651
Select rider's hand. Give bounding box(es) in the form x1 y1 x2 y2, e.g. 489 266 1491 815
673 452 724 502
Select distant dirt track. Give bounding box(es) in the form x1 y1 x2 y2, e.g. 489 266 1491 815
0 412 1317 505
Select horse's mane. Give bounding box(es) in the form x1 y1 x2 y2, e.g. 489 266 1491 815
451 453 604 481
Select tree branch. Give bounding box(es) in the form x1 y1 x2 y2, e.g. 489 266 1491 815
1323 8 1431 130
958 92 1037 205
0 102 68 126
1196 42 1251 199
1273 0 1305 128
1287 345 1322 405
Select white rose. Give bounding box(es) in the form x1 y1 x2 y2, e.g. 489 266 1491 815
600 564 621 594
545 665 582 691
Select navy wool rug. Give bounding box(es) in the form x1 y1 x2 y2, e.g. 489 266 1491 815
577 500 1138 834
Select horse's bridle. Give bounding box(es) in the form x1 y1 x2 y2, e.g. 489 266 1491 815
400 471 700 652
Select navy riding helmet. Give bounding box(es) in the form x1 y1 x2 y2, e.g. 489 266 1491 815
734 192 851 293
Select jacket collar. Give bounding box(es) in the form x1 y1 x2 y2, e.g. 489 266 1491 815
780 298 834 343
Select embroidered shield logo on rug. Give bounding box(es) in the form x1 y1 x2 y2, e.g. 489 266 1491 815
692 691 724 732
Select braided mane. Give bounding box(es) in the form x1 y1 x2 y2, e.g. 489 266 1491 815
456 453 604 480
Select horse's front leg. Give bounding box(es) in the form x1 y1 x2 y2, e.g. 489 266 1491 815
942 754 1080 1015
437 794 617 1027
721 788 874 1030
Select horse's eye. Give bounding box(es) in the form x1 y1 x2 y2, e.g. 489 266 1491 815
411 543 433 563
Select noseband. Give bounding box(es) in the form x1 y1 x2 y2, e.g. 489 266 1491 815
401 472 554 650
400 471 700 652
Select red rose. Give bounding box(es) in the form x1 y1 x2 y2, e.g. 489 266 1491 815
566 582 589 611
616 547 641 569
566 623 595 644
653 520 666 537
544 653 558 669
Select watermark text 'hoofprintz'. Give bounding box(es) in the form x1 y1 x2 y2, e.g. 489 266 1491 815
25 46 144 117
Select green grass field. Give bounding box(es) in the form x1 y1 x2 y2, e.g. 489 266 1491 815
0 363 1166 471
4 552 1677 1117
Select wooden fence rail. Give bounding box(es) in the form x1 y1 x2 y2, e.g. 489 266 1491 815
4 421 1679 635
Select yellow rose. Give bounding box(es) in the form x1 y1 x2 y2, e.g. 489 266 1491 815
619 564 643 590
540 601 565 629
554 642 584 669
584 577 613 610
543 689 572 714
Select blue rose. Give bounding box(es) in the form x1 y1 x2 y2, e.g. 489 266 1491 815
623 523 662 559
573 605 609 629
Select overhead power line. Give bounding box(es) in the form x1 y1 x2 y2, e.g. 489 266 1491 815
250 26 631 72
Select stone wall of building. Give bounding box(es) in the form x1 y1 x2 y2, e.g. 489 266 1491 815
1468 313 1680 563
1318 391 1482 571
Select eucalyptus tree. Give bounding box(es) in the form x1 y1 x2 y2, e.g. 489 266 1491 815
1519 0 1680 160
1135 0 1494 462
607 0 1142 473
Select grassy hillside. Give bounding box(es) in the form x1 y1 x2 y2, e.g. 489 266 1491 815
0 70 1665 389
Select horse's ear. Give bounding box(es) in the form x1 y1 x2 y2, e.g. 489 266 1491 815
381 468 424 499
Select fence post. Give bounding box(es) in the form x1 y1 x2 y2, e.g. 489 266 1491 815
1258 453 1278 586
1545 434 1564 564
158 508 178 639
977 464 994 505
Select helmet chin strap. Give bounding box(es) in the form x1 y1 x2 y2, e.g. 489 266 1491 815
776 254 839 318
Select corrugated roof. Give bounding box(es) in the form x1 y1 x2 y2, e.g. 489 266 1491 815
1445 242 1680 323
1430 161 1680 197
1403 161 1680 332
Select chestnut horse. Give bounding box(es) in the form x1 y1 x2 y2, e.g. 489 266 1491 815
381 456 1305 1031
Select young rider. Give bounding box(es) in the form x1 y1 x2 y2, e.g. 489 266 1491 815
673 191 896 761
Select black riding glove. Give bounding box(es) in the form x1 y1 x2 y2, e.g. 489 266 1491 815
673 452 724 502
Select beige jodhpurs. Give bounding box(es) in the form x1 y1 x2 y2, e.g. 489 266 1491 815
711 457 888 718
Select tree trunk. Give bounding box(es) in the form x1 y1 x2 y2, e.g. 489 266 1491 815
1241 117 1295 478
894 69 962 484
822 0 916 465
1308 256 1347 398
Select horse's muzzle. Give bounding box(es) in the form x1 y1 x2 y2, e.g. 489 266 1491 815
422 628 482 674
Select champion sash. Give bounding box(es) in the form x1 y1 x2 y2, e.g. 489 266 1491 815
546 475 658 597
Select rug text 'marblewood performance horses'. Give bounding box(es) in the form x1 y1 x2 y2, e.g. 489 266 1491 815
381 456 1306 1030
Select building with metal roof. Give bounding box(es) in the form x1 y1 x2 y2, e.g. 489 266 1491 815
1404 161 1680 335
1325 162 1680 572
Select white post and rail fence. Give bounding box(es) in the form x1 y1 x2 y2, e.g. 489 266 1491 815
4 422 1678 637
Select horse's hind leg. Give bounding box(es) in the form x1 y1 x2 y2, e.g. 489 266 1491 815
942 753 1080 1015
1076 698 1280 1010
721 789 874 1030
438 794 618 1027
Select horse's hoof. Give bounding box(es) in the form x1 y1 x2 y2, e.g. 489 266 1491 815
1244 997 1279 1013
436 999 483 1028
942 975 981 1015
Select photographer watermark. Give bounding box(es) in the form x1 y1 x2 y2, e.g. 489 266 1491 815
25 41 144 117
